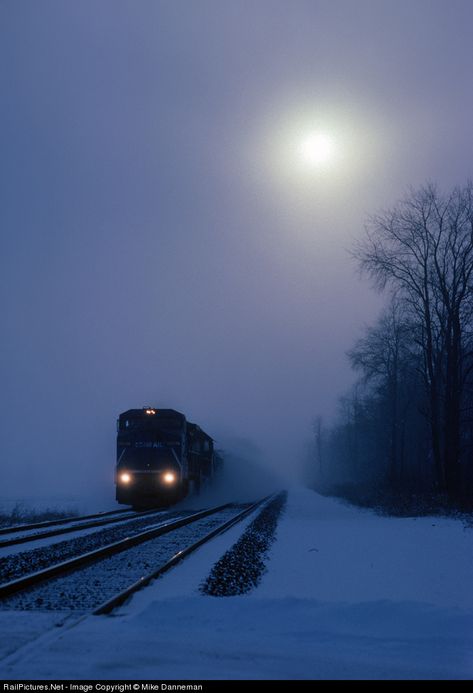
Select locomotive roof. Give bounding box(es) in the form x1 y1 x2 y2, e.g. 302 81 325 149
118 408 185 419
187 421 213 441
118 408 213 440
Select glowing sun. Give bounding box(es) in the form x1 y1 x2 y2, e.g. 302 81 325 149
297 132 336 167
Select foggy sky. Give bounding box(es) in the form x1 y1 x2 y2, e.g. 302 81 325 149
1 1 473 503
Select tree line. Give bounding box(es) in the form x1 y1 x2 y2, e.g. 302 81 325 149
309 182 473 510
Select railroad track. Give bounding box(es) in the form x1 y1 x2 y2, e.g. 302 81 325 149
0 497 270 614
94 496 268 614
0 507 132 537
0 506 195 585
0 507 168 550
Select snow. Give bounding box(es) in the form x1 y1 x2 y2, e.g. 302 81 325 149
258 488 473 609
1 487 472 680
0 512 165 559
0 611 74 661
0 495 119 517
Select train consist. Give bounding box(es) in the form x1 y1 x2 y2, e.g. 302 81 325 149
115 407 221 507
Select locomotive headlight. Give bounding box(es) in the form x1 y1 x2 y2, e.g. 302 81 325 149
119 472 132 484
162 472 176 484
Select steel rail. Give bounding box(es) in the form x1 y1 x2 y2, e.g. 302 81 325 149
93 495 272 615
0 508 132 537
0 502 232 599
0 508 168 549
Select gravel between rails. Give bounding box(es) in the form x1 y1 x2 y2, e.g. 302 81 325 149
0 506 246 611
201 492 287 596
0 508 192 583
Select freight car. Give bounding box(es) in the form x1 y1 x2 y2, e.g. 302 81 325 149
115 407 220 507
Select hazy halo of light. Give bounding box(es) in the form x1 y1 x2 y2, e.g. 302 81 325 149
297 131 336 168
251 98 389 201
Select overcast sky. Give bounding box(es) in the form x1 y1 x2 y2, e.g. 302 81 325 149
1 1 473 502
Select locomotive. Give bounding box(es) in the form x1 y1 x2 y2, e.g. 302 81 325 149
115 407 220 507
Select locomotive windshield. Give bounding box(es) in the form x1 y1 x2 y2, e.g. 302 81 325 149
118 447 178 470
119 416 183 433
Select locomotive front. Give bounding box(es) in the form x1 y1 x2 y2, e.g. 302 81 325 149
115 408 188 507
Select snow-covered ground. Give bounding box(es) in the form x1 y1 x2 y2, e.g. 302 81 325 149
1 487 472 679
0 494 119 517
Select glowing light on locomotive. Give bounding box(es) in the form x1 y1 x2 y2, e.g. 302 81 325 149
120 472 131 484
163 472 176 484
145 409 156 415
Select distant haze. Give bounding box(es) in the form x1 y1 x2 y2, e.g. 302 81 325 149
1 1 473 504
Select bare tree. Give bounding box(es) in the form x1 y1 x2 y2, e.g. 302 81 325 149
348 300 413 486
313 415 324 481
354 183 473 494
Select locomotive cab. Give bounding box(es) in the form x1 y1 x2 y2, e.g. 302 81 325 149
116 408 186 506
115 407 216 507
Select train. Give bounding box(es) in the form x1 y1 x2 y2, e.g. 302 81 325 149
115 407 221 507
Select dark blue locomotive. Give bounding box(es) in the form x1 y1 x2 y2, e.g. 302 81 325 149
115 407 219 507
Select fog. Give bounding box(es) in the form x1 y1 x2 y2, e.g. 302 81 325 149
1 1 473 506
176 439 284 510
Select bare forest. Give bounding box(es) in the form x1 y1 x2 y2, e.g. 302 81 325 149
310 183 473 512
